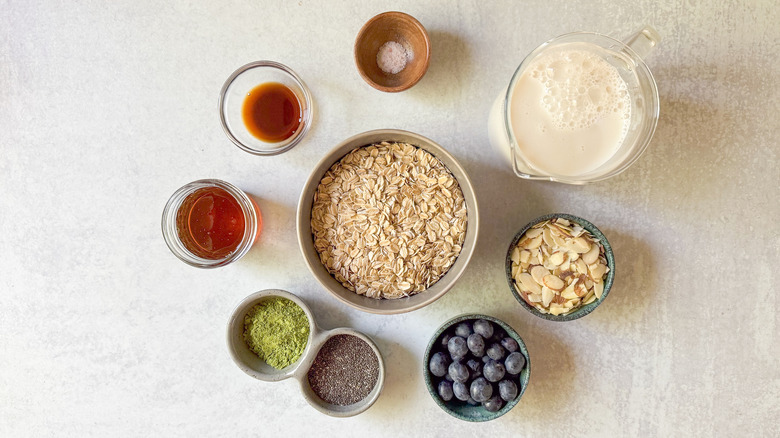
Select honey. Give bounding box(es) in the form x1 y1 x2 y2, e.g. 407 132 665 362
176 187 246 259
242 82 302 142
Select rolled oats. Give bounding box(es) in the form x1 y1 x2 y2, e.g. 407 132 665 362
311 142 467 299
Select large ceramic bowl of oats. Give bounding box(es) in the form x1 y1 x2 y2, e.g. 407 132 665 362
297 129 479 314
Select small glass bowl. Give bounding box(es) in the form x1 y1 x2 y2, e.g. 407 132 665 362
161 179 261 268
219 61 313 155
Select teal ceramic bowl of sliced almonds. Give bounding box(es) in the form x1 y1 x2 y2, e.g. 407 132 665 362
505 213 615 321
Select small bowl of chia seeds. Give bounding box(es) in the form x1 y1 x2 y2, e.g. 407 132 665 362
300 328 385 417
227 289 385 417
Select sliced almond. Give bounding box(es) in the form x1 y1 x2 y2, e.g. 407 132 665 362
571 237 591 253
575 282 588 297
550 229 567 246
542 274 565 291
584 278 594 289
525 227 543 238
589 263 607 281
549 303 565 315
510 247 521 264
519 249 531 264
559 270 575 282
511 264 519 277
548 251 565 266
574 258 587 275
516 286 534 306
583 289 595 303
582 244 600 265
541 286 554 307
522 234 543 250
542 227 555 247
593 281 604 299
530 265 548 285
528 293 542 303
561 288 579 300
519 273 542 295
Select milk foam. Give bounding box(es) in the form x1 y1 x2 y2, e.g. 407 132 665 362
509 44 632 177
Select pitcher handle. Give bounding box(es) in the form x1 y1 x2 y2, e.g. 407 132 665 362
624 26 661 60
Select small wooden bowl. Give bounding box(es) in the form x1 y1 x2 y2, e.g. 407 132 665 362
354 11 431 92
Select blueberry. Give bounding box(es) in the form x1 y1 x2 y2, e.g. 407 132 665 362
467 333 485 357
490 329 506 344
482 395 504 412
498 380 518 401
454 322 473 338
466 359 483 380
444 373 454 382
501 337 519 353
447 336 469 359
429 352 450 377
482 355 491 364
473 319 494 339
469 377 493 402
487 343 506 361
505 352 526 375
484 359 506 382
466 396 480 406
453 381 470 401
438 380 454 402
439 333 453 349
448 361 470 383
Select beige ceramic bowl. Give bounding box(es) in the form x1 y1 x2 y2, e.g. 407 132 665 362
227 289 385 417
296 129 479 315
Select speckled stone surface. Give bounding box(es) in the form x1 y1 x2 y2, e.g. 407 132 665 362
1 1 777 436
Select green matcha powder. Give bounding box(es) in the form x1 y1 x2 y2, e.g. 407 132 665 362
243 297 310 369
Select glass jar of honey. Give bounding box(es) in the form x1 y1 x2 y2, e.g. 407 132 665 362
162 179 262 268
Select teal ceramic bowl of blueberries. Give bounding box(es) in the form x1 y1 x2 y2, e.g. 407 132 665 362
423 314 530 422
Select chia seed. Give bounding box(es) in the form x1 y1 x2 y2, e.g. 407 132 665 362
307 334 379 406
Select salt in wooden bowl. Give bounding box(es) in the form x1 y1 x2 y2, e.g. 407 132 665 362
354 11 431 92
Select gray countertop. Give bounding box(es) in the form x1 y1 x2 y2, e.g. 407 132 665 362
1 1 777 436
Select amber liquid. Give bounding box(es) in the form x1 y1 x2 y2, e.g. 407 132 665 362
242 82 302 142
176 187 246 259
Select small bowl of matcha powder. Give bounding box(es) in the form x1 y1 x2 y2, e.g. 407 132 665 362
243 296 310 369
228 290 314 380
